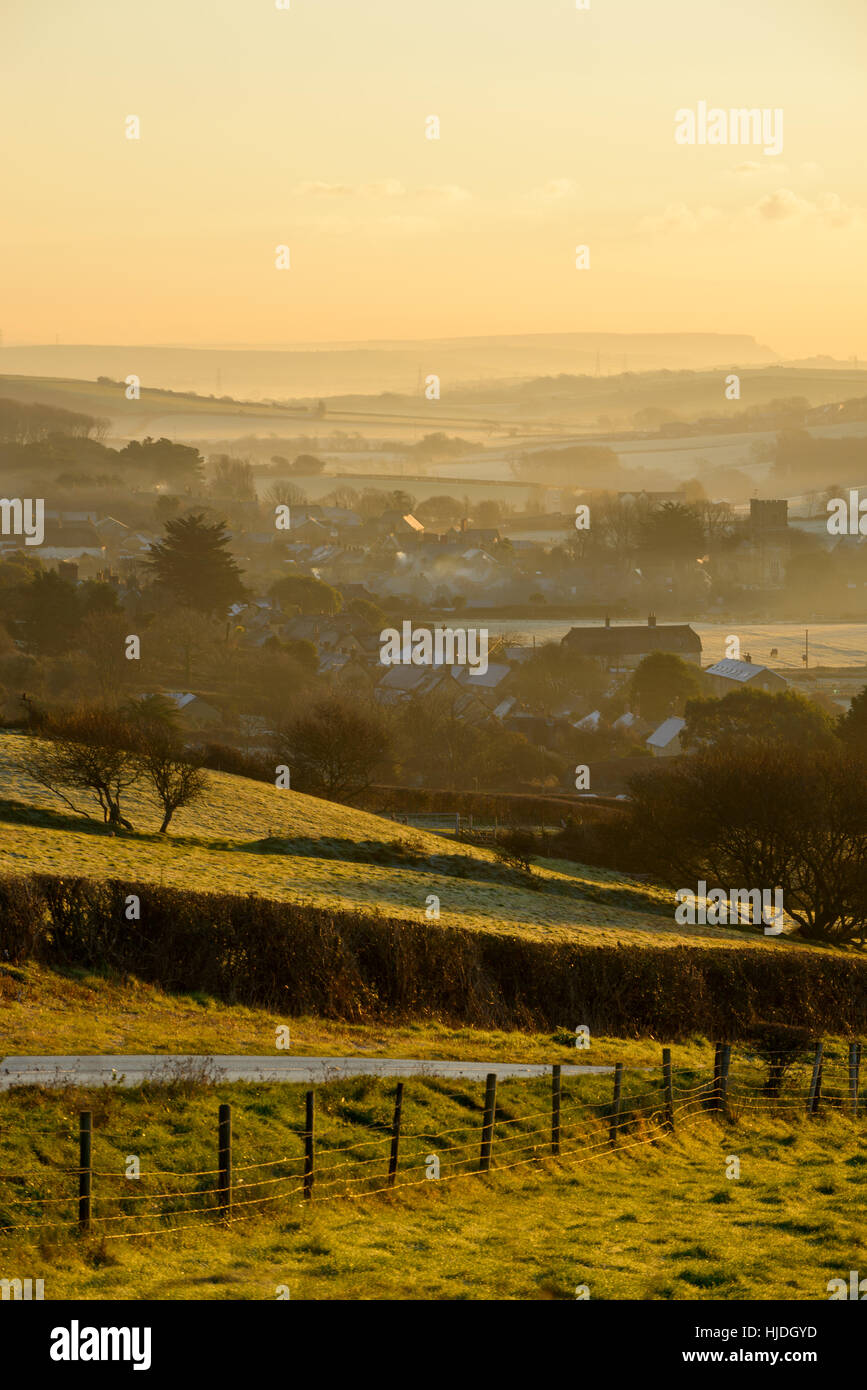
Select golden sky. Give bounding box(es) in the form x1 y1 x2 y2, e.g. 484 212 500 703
1 0 865 356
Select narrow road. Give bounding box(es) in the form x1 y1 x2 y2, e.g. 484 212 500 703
0 1054 621 1089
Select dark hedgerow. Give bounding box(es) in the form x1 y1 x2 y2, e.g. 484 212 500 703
2 871 867 1039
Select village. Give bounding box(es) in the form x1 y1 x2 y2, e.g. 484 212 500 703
3 476 862 804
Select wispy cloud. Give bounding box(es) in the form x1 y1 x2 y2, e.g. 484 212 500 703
751 188 807 221
294 180 354 197
639 202 720 234
362 179 406 199
419 184 472 202
294 178 469 203
816 192 858 227
749 188 860 227
294 178 407 198
639 189 861 235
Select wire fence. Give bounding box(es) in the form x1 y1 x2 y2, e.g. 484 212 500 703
0 1040 861 1243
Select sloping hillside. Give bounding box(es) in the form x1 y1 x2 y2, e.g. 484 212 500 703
0 731 803 950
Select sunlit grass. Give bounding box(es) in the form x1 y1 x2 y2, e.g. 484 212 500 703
0 733 814 950
1 1076 863 1300
0 961 725 1065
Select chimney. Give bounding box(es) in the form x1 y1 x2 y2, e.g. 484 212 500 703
461 518 468 532
648 613 656 627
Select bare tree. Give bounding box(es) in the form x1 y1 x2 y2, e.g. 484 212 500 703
263 482 308 509
20 708 140 829
209 455 256 499
137 728 209 833
697 498 735 541
274 695 391 802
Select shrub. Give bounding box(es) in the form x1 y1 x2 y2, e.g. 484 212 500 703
494 829 537 875
747 1021 815 1098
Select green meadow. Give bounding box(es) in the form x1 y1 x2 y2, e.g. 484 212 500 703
0 1073 863 1301
0 732 816 952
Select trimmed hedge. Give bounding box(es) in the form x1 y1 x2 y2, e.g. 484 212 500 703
2 872 866 1038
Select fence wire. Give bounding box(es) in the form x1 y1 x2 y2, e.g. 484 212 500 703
0 1047 861 1242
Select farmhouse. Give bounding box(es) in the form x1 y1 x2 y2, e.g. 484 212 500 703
562 615 702 669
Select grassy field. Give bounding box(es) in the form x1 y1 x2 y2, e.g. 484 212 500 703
1 1074 863 1300
0 732 812 951
0 961 723 1067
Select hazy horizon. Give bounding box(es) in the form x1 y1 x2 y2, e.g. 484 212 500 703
0 332 793 403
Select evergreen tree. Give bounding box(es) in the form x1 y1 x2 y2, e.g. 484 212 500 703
629 651 703 724
145 512 245 615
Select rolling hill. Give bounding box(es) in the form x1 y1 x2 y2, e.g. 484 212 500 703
0 731 814 952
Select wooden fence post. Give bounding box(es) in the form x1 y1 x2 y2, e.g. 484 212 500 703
609 1062 623 1145
551 1065 561 1156
849 1043 860 1119
719 1044 731 1119
388 1083 403 1187
479 1073 497 1172
808 1042 823 1116
78 1111 92 1233
713 1042 722 1112
303 1091 315 1200
662 1049 675 1131
218 1103 232 1223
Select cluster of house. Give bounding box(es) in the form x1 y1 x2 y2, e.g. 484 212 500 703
229 599 519 726
279 507 533 606
165 610 795 767
221 494 833 603
278 500 710 607
0 504 799 756
563 616 790 757
0 495 813 605
0 511 151 574
236 496 792 608
0 505 553 604
0 502 819 778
